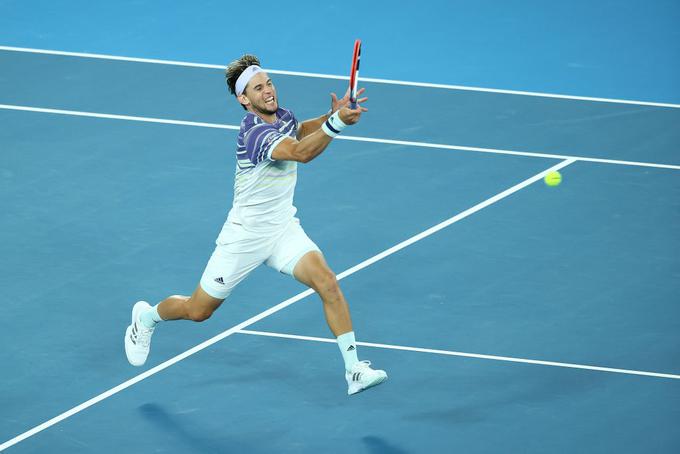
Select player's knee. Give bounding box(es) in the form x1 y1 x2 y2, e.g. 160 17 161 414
187 306 214 322
313 269 339 295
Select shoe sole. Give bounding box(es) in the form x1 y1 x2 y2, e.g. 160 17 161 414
348 373 388 395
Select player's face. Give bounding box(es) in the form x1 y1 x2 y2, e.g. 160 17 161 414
242 72 278 115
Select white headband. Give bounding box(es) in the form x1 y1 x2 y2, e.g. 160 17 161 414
235 65 264 96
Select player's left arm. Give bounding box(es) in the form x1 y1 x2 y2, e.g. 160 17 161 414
297 88 367 140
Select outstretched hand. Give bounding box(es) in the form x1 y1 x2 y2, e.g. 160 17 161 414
330 87 368 125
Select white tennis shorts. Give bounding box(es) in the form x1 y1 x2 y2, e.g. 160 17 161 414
199 217 320 299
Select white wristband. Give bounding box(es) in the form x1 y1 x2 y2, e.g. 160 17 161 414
321 111 347 138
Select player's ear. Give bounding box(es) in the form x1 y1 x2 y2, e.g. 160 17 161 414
237 93 250 108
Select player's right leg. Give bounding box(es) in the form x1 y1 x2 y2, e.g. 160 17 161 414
124 285 224 366
156 285 225 322
125 222 267 366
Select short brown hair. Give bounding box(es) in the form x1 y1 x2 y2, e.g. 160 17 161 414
225 54 261 97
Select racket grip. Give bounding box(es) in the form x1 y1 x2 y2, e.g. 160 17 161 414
350 98 357 109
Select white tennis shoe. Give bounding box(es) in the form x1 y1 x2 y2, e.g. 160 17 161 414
346 360 388 395
124 301 155 366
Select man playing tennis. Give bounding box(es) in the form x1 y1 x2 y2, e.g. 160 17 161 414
124 54 387 395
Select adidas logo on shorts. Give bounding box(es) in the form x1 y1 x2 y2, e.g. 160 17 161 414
214 277 225 285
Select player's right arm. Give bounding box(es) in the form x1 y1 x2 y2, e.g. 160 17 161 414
297 88 367 140
272 105 365 163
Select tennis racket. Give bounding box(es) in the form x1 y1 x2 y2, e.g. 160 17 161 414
349 39 362 109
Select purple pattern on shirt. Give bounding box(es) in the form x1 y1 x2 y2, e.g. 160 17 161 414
236 108 298 168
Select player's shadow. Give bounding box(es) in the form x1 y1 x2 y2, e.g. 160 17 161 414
362 436 411 454
138 403 249 453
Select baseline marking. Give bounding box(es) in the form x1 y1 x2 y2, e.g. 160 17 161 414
1 103 678 171
1 45 678 109
238 330 680 381
0 160 574 452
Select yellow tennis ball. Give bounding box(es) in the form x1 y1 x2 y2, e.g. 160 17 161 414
544 171 562 187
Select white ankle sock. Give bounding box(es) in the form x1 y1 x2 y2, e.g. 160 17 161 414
337 331 359 372
140 305 163 328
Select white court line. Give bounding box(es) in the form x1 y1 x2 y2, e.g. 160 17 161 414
0 159 574 452
2 103 679 171
238 330 680 381
0 104 239 131
1 45 679 109
338 135 680 171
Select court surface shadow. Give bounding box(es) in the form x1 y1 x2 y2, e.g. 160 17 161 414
362 435 411 454
138 403 254 454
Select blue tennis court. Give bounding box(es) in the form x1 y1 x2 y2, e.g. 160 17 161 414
1 2 679 453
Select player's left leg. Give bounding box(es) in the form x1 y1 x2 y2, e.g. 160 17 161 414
292 251 387 395
291 251 352 336
267 219 387 395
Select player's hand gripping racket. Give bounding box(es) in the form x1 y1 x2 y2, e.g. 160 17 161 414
349 39 362 109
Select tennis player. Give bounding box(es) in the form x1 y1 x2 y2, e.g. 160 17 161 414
124 54 387 395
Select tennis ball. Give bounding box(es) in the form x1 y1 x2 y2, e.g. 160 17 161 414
544 171 562 187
